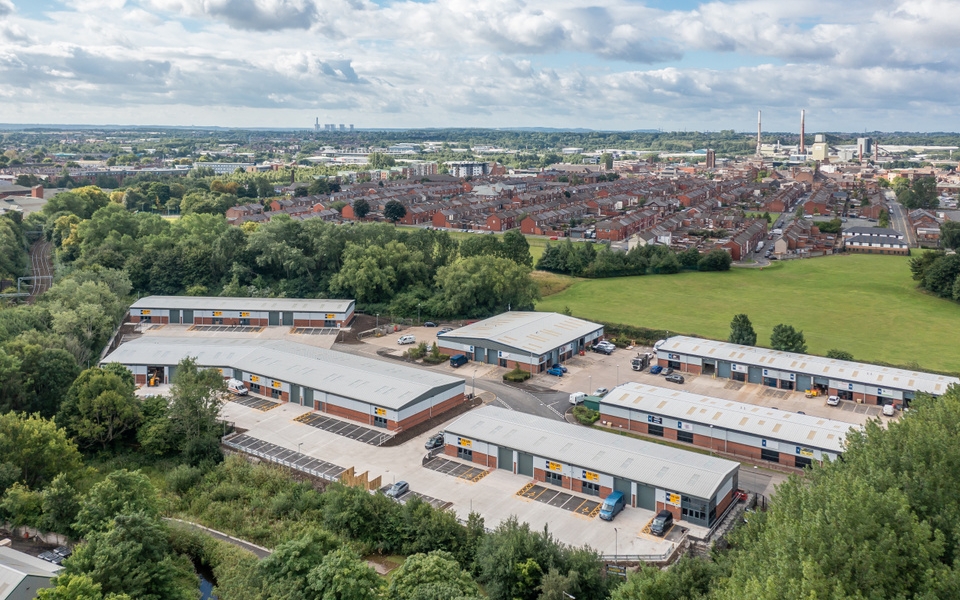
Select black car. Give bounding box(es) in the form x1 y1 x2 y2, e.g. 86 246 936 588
424 321 437 327
53 546 72 559
38 551 62 565
665 374 684 384
650 509 674 537
424 433 444 450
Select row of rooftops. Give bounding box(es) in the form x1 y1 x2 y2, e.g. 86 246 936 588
102 337 462 410
600 382 854 453
658 336 960 396
446 405 739 501
129 296 355 313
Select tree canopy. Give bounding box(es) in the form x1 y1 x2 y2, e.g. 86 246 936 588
728 314 757 346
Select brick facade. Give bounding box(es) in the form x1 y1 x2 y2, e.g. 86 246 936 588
316 392 465 431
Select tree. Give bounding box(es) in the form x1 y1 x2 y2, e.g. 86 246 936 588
388 551 480 600
37 573 132 600
0 412 82 490
59 367 141 449
330 241 430 304
941 221 960 250
257 528 342 598
697 248 732 271
612 556 722 600
0 342 79 417
367 152 396 169
922 254 960 298
537 567 578 600
352 198 370 219
0 483 44 528
770 323 807 353
879 208 891 228
384 200 407 225
475 516 564 600
501 229 533 267
600 153 613 170
63 513 196 600
432 256 539 318
168 357 226 465
74 469 160 536
306 547 383 600
678 246 700 269
728 314 757 346
826 349 854 361
42 473 81 536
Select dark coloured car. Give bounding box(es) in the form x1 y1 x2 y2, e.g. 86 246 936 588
547 366 564 377
38 551 62 565
424 321 437 327
650 509 674 537
551 364 568 373
665 374 684 384
385 481 410 498
424 433 444 450
53 546 72 559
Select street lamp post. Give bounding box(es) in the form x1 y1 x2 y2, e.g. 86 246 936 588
589 374 592 394
709 425 714 455
616 364 620 387
297 442 303 455
376 313 380 333
614 527 619 565
473 368 477 396
417 303 421 325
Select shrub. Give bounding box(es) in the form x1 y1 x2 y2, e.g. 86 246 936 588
573 406 600 425
166 464 204 495
422 342 449 365
405 342 429 360
503 366 531 382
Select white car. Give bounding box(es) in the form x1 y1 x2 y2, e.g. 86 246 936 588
826 395 839 406
882 403 896 417
397 335 416 345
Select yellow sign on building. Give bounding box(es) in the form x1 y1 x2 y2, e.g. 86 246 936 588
799 448 814 458
326 313 336 319
458 437 472 448
271 380 281 389
213 311 223 317
667 493 681 506
250 375 260 383
240 311 250 317
374 407 386 416
547 461 563 472
583 470 599 482
141 309 151 315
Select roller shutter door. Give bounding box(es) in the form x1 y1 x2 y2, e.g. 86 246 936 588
498 447 513 471
517 453 533 477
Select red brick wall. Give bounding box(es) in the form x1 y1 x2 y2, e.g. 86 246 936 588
396 393 465 430
714 487 734 516
656 502 682 521
130 316 169 324
683 362 702 375
135 374 147 385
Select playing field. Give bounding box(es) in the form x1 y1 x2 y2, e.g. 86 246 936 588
537 253 960 373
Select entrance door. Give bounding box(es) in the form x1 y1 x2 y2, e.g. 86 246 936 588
373 416 388 428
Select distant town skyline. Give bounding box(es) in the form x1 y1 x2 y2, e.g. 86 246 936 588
1 0 958 131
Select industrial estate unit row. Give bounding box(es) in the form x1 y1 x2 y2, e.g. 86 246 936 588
438 311 604 373
656 336 959 405
444 406 741 528
128 295 356 328
597 382 856 468
102 337 464 431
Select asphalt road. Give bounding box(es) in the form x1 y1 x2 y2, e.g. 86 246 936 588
885 192 915 246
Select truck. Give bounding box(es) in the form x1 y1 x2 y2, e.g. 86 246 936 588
631 352 653 371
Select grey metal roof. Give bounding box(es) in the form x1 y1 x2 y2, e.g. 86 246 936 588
438 312 602 354
0 546 60 595
659 336 960 395
601 383 854 453
842 226 903 236
844 235 909 246
445 405 739 500
130 295 354 313
101 337 462 410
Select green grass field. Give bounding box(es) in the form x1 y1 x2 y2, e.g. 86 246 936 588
537 254 960 373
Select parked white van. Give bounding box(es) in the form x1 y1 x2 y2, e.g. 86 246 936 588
398 335 416 345
227 379 248 396
569 392 586 405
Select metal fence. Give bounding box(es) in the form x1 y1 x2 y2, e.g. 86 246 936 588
221 434 343 483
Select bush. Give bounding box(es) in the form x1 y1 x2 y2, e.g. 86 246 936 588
422 342 449 365
573 406 600 425
503 366 531 382
405 342 429 360
166 464 204 495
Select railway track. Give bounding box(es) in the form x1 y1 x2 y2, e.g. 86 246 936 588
28 239 52 301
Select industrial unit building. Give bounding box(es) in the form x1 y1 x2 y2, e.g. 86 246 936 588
128 296 355 328
598 383 856 468
102 337 464 431
0 545 61 600
656 336 960 405
438 312 604 373
443 406 740 528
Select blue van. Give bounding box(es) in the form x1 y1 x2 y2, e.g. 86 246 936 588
450 354 468 368
599 491 625 521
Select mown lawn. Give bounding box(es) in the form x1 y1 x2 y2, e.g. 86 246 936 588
537 253 960 373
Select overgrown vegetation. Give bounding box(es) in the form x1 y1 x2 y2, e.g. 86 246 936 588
572 406 600 425
503 366 532 382
537 239 731 278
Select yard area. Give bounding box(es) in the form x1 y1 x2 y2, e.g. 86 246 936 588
537 253 960 373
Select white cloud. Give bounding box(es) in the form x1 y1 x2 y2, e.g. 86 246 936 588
0 0 958 129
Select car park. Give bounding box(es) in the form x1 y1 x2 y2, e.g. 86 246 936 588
882 403 896 417
650 509 674 537
826 395 840 406
423 321 437 327
650 365 663 375
593 345 612 355
665 374 684 384
385 481 410 498
38 551 62 565
53 546 72 559
397 335 416 345
661 367 674 376
424 433 444 450
593 387 608 397
546 366 564 377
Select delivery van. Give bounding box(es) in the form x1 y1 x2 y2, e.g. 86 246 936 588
227 379 248 396
450 354 468 368
599 491 625 521
569 392 586 405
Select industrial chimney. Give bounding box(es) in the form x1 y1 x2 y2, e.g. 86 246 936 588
800 110 805 154
756 110 762 156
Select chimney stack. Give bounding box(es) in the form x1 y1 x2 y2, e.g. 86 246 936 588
800 110 806 154
756 110 762 156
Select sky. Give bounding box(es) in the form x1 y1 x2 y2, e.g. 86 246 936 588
1 0 959 131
